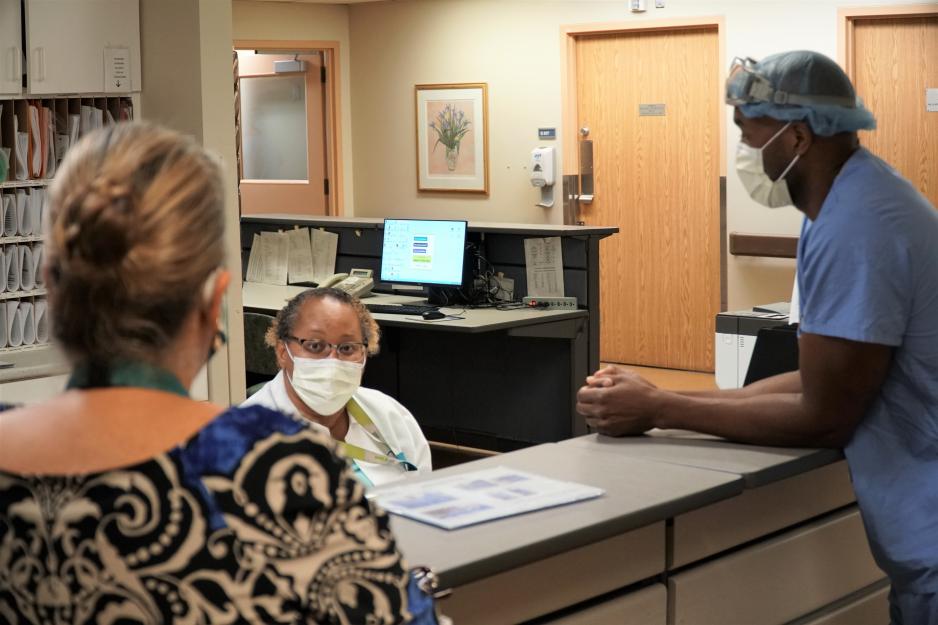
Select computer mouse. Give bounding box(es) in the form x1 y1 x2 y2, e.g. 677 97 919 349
421 310 446 321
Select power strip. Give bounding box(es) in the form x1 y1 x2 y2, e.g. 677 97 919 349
522 296 579 309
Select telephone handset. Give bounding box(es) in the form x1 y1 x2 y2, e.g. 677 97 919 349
318 268 374 298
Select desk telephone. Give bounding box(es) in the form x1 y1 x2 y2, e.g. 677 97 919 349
319 268 374 298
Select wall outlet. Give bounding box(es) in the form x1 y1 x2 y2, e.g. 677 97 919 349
522 296 579 309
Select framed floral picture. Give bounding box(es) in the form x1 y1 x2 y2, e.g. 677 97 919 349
415 83 489 194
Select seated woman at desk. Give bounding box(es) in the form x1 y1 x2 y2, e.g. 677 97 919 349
0 123 431 623
244 288 432 486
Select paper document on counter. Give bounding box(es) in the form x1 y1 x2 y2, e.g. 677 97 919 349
524 237 564 297
370 467 603 530
245 231 289 285
286 227 316 284
310 228 339 284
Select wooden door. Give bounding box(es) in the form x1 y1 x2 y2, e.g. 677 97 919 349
576 28 720 371
850 15 938 209
236 49 328 216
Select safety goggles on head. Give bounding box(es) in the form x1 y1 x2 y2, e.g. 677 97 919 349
725 57 856 108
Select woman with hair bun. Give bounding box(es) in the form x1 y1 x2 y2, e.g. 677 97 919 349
0 123 436 624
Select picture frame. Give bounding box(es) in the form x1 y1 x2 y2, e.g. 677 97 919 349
415 83 489 194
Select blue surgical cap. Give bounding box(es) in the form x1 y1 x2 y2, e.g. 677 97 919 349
727 50 876 136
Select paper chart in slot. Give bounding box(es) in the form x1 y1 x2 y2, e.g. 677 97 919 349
0 303 6 348
43 107 56 178
370 466 604 530
5 193 19 236
26 190 42 236
286 227 316 284
19 301 34 345
67 114 80 148
16 191 32 236
28 104 41 178
6 301 22 348
35 299 48 344
523 237 564 297
310 228 339 284
31 244 43 287
19 246 34 291
5 245 20 292
0 195 12 241
14 117 28 181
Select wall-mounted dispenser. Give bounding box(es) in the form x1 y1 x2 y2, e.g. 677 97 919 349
531 146 556 208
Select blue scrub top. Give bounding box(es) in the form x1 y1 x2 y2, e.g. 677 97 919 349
797 148 938 619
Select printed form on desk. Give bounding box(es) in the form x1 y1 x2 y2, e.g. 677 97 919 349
370 467 603 530
246 228 339 286
524 237 564 297
246 231 288 285
310 228 338 283
286 227 316 284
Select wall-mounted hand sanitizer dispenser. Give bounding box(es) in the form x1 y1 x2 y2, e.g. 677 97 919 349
531 146 555 208
531 147 555 188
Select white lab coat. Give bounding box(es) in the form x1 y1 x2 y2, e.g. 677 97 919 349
242 371 432 486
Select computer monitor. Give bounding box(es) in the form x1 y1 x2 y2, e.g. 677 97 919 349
380 219 468 288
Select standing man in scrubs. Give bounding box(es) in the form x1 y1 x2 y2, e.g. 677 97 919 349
576 50 938 623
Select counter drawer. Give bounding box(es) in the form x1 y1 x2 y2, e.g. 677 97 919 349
541 583 666 625
442 522 664 625
672 461 854 568
790 583 889 625
669 508 884 625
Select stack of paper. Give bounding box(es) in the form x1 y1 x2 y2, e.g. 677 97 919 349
371 467 604 530
246 227 338 286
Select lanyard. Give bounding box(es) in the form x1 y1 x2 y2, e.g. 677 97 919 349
67 361 189 397
339 398 418 473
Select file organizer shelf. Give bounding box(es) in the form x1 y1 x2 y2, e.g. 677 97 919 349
0 94 135 354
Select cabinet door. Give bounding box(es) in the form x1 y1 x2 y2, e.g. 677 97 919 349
0 0 22 95
25 0 140 95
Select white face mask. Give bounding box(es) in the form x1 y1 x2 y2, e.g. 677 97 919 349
284 346 364 416
735 122 800 209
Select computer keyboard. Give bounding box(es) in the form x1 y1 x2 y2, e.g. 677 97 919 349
365 303 440 315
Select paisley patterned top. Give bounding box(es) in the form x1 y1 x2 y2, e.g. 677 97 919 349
0 405 414 624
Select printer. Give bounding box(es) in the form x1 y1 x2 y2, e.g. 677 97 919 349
715 303 791 389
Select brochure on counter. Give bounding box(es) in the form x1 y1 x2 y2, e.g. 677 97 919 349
369 467 604 530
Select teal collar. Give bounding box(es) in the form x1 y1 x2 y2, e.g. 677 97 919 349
67 361 189 398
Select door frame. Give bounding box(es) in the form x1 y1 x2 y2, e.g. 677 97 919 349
838 4 938 75
234 39 345 216
559 17 728 364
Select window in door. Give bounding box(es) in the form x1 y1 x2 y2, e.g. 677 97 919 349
234 48 333 216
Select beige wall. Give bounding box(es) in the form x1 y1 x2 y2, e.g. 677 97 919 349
346 0 933 311
232 0 355 213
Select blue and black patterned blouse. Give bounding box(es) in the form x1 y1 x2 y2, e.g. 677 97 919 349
0 405 422 624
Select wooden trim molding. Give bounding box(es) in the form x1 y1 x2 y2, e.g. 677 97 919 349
729 233 798 259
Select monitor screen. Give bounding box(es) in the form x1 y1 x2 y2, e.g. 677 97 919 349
380 219 468 287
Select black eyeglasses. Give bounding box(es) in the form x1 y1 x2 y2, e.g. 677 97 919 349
287 336 367 361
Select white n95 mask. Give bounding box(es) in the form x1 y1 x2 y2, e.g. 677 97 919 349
285 347 364 416
735 122 800 209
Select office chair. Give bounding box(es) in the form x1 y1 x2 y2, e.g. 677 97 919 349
243 312 279 397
